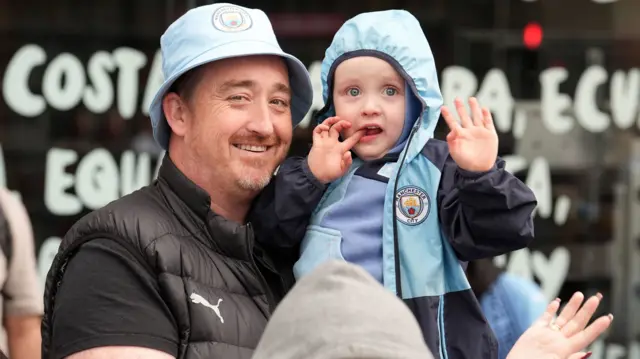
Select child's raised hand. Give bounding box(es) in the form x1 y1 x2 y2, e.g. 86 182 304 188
441 97 498 173
307 116 364 184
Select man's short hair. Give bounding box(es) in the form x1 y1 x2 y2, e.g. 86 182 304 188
168 67 205 104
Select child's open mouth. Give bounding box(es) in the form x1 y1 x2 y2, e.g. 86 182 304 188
361 125 382 143
364 126 383 136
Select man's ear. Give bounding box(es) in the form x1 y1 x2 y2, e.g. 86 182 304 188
163 92 189 136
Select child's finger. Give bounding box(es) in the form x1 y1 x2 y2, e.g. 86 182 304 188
441 106 459 133
313 126 329 141
312 125 326 143
341 130 364 151
342 151 352 171
469 97 484 127
320 116 341 128
446 130 457 143
314 124 330 134
482 107 495 131
329 120 351 139
455 98 472 128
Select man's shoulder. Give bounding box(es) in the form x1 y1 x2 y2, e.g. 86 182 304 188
102 184 171 218
64 184 177 248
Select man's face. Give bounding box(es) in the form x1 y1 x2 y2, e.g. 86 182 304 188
176 56 293 193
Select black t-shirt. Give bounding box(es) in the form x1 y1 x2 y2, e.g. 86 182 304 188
50 238 179 359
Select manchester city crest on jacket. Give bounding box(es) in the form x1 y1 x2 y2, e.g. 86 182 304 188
395 186 430 226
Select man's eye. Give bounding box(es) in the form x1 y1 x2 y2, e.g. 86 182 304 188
271 99 289 107
230 95 244 101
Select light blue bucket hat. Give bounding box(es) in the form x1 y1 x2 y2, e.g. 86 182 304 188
149 3 313 150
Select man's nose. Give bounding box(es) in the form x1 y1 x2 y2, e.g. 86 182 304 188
246 102 275 136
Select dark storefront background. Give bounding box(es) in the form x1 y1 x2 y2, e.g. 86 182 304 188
1 0 639 357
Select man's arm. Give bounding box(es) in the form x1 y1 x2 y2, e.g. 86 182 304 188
0 189 43 359
66 346 174 359
249 156 327 249
48 238 179 359
438 154 538 261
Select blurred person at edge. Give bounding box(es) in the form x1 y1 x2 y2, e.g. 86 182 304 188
0 188 44 359
467 258 549 359
39 3 354 359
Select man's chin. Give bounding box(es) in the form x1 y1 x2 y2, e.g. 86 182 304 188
236 175 271 192
232 165 274 192
230 153 283 192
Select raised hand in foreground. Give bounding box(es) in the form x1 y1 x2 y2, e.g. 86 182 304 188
507 291 613 359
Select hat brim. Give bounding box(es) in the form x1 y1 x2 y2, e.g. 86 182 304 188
149 39 313 150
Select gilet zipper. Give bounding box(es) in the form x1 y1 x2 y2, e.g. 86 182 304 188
246 222 277 314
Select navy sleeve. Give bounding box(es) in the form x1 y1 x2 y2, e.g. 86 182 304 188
249 156 327 249
436 148 537 261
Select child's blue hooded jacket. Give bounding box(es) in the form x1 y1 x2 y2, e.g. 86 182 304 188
249 10 537 359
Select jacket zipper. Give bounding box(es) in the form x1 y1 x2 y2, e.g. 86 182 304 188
392 125 417 299
246 222 277 314
393 116 449 359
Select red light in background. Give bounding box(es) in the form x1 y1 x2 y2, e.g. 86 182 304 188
523 22 543 50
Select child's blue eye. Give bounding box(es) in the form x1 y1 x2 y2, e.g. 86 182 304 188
384 88 397 96
348 88 360 96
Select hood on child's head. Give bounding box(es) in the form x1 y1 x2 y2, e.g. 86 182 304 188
315 10 443 159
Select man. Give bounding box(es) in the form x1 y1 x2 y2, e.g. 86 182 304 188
0 188 43 359
41 3 323 359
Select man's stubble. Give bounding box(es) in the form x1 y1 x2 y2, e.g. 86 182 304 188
235 143 290 192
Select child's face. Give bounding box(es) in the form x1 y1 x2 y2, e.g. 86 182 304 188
332 56 406 161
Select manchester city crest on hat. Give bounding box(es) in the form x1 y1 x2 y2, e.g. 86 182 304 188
211 5 252 32
395 185 430 226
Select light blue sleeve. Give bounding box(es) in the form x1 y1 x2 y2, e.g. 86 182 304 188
501 273 548 333
479 273 548 359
